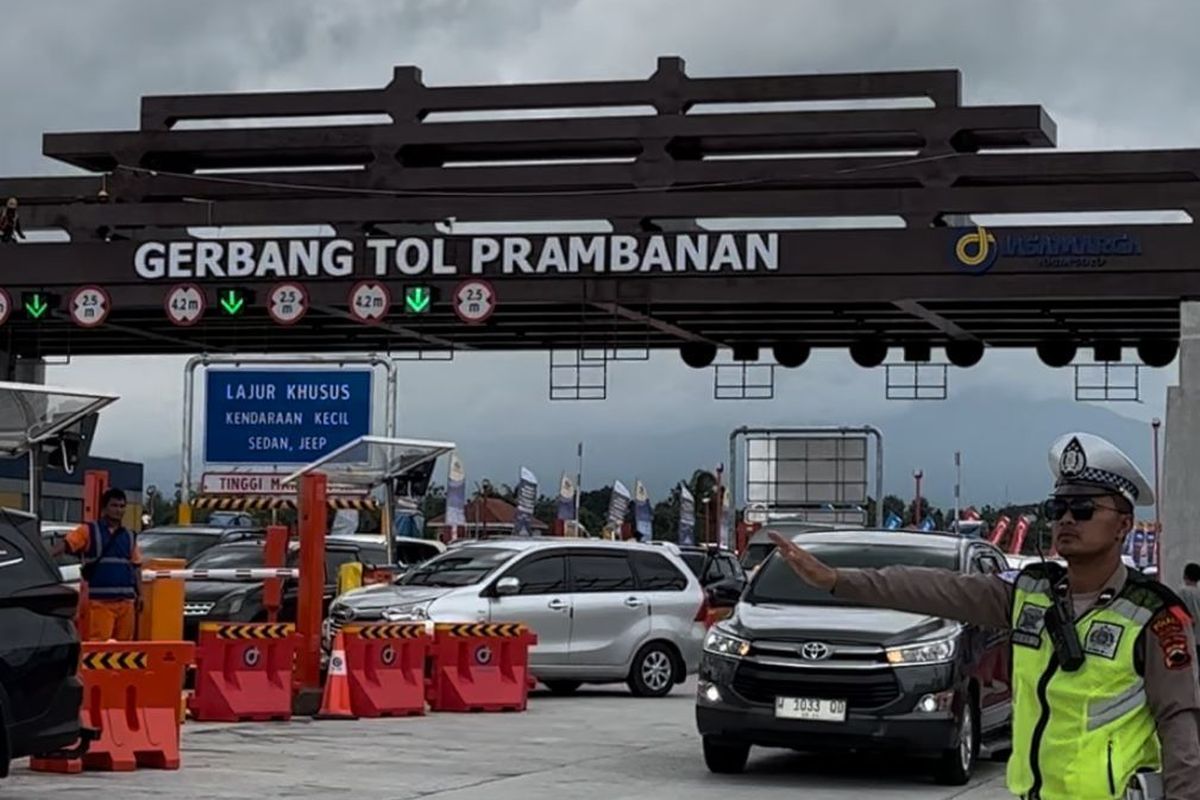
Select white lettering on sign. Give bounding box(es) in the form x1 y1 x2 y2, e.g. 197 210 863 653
201 472 364 496
134 234 779 280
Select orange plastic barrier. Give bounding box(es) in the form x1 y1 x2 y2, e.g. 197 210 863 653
343 622 431 717
31 641 194 773
188 623 297 722
427 623 537 713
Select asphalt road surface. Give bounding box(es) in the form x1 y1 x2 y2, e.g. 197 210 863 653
8 681 1014 799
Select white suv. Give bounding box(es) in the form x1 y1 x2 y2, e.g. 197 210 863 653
327 539 707 697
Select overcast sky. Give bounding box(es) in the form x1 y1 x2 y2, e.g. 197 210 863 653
2 0 1189 502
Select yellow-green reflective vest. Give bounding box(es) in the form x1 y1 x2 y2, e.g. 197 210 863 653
1008 564 1165 799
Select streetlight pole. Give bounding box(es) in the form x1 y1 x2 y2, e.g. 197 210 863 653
1152 418 1162 568
913 469 924 527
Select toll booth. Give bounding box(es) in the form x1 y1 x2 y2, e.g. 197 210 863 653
279 434 456 713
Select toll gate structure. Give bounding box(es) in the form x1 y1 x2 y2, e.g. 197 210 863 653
1 57 1199 572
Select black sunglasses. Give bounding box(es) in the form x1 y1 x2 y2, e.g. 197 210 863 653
1042 496 1125 522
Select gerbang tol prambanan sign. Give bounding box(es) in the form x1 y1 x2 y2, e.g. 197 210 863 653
133 233 780 280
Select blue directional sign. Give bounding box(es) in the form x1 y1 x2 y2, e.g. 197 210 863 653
205 369 372 464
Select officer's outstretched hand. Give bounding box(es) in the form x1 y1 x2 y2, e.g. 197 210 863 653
769 531 838 591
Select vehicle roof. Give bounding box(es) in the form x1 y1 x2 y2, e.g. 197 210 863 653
782 528 975 550
142 524 254 536
447 537 683 555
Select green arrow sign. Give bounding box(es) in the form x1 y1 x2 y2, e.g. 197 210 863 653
404 286 431 314
219 289 245 316
24 293 48 319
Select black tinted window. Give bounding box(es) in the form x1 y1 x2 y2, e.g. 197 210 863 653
719 556 741 579
506 555 567 595
748 542 959 607
570 553 636 592
188 546 265 570
139 533 219 562
972 551 1005 575
680 552 705 576
399 547 512 587
631 551 687 591
742 543 774 570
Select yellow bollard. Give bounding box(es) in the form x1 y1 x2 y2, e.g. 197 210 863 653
337 561 364 596
138 558 186 641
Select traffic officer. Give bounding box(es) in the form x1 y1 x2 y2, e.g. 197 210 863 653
53 488 142 641
770 432 1200 800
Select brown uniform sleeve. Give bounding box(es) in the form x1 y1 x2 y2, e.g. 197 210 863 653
1142 606 1200 800
833 567 1013 630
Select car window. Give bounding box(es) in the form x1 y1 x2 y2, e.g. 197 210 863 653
504 554 567 595
324 549 360 582
741 542 775 571
971 550 1006 575
1 512 63 592
719 555 741 579
139 533 219 563
747 542 959 607
399 547 513 587
569 552 636 593
396 542 439 565
358 546 389 567
188 546 265 570
680 552 705 576
630 551 688 591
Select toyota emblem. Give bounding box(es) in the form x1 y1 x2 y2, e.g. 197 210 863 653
800 642 831 661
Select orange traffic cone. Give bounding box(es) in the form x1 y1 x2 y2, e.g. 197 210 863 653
316 632 355 719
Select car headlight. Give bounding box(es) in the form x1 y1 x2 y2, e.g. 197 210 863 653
210 592 246 617
885 630 959 665
703 627 751 659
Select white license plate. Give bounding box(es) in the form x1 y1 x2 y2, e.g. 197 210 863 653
774 696 847 722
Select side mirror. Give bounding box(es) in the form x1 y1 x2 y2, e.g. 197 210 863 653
495 576 520 596
708 578 743 608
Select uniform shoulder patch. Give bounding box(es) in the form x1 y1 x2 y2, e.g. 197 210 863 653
1012 601 1046 649
1149 610 1193 671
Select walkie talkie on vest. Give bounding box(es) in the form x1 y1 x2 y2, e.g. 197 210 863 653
1044 579 1086 671
1034 527 1086 671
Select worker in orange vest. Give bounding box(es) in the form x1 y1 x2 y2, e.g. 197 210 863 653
53 488 142 640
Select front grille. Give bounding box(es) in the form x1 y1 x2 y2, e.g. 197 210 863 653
184 602 215 617
732 662 901 710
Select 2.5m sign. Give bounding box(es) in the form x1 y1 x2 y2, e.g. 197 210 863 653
204 369 371 464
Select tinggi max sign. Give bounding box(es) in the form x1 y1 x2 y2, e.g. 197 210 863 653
204 369 371 464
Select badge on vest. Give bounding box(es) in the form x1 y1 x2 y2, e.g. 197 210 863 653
1083 621 1123 659
1013 602 1046 648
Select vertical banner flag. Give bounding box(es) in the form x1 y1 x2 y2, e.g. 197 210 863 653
919 516 935 532
445 452 466 530
717 487 732 549
634 480 653 542
513 467 538 537
989 515 1012 548
557 472 576 523
678 483 696 545
884 512 903 530
607 481 632 538
1132 525 1147 568
1009 515 1031 555
1146 527 1158 568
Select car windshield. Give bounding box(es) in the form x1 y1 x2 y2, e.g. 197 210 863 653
188 546 266 570
398 547 513 587
746 542 959 607
741 543 775 571
139 533 219 562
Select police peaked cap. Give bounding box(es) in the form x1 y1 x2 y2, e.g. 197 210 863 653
1048 432 1154 507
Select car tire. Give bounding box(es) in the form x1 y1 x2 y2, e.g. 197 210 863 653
935 697 978 785
703 736 750 774
626 642 676 698
543 680 582 695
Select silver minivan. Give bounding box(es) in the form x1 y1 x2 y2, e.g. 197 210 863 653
326 539 707 697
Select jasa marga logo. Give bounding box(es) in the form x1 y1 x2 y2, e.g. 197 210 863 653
950 225 1142 274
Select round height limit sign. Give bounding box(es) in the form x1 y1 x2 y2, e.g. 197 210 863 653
69 286 111 328
453 279 496 324
268 282 309 325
